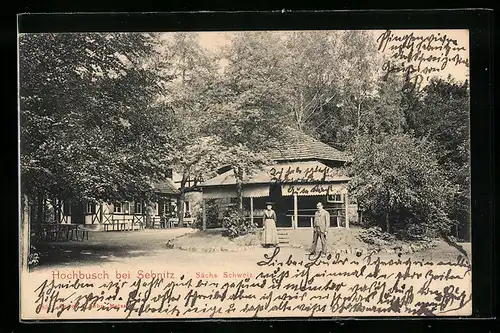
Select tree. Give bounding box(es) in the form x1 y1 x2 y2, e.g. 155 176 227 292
285 31 382 149
155 32 224 226
282 31 340 131
407 77 471 239
349 133 459 240
19 33 174 227
208 32 295 210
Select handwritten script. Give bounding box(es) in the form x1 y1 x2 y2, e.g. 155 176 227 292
377 30 469 91
269 165 345 183
26 248 472 319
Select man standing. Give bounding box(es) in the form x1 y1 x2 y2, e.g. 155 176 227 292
308 202 330 255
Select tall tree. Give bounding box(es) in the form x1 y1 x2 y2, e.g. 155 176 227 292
283 31 381 149
408 77 471 238
209 32 294 209
155 32 224 225
19 33 173 223
349 133 459 239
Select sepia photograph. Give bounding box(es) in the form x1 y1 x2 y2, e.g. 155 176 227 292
18 25 472 319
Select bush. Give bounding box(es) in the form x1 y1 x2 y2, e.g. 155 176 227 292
358 226 438 253
358 226 396 246
222 207 254 238
192 199 223 230
28 245 40 270
349 134 458 240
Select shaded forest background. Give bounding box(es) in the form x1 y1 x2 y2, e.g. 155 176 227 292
19 31 470 246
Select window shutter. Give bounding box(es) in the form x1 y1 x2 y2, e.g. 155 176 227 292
130 201 135 214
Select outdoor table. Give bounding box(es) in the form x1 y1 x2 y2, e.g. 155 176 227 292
40 224 79 241
40 224 59 241
60 224 79 240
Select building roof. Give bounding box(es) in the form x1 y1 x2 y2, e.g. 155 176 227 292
152 179 180 195
200 161 350 187
268 131 351 163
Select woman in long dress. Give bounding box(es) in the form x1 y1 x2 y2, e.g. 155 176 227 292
261 202 278 247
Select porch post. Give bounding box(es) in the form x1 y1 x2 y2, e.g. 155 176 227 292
202 199 207 231
344 191 349 229
293 192 298 229
250 197 254 226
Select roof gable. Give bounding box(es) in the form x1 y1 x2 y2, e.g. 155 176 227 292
268 130 351 163
152 179 179 195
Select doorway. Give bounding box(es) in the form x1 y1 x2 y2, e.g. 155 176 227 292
71 202 85 224
269 182 292 228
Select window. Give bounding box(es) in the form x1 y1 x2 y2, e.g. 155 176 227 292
135 201 142 214
113 202 130 214
114 203 122 213
86 203 96 214
184 201 191 218
123 202 130 214
326 193 343 203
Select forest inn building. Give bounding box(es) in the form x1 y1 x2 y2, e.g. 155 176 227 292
57 172 199 230
199 131 356 230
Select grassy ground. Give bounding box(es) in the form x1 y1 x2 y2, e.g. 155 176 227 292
32 228 195 269
286 227 369 249
29 237 471 278
30 226 471 271
166 228 262 251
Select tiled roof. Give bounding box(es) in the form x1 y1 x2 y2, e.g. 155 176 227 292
152 179 179 195
201 161 350 187
268 131 351 163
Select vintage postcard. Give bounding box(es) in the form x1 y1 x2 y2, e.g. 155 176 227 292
19 27 472 319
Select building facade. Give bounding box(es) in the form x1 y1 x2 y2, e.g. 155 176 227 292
199 131 355 230
58 172 201 230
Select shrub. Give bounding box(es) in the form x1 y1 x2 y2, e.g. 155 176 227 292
222 207 254 238
28 245 40 270
192 199 222 230
349 134 458 240
358 226 396 246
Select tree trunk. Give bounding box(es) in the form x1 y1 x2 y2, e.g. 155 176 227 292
145 202 151 229
356 101 362 146
37 191 43 225
52 197 57 224
234 168 244 211
177 175 187 227
20 194 30 273
42 194 47 224
385 213 390 233
297 92 304 130
56 198 62 224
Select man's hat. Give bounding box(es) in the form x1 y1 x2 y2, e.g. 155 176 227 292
265 201 274 205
